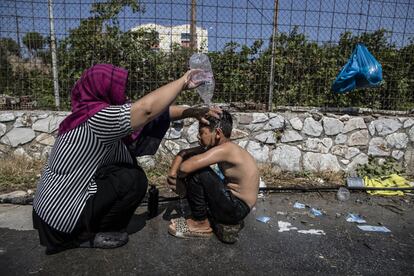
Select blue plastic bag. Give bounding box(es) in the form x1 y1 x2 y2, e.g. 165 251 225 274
332 44 382 93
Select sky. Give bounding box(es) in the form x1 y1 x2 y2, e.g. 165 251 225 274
0 0 413 52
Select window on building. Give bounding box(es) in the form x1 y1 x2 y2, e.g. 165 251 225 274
181 33 191 41
143 31 159 50
181 32 197 48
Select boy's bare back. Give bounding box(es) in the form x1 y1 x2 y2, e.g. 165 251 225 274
213 141 259 208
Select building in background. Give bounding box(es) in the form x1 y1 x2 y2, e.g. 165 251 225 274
131 23 208 52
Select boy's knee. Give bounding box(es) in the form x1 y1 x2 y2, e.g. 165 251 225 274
187 167 214 183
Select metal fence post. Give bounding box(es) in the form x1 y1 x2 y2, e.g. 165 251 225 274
14 1 21 51
190 0 197 51
268 0 279 112
48 0 60 109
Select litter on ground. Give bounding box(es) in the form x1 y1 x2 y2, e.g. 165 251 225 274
297 229 326 235
278 221 326 235
256 216 271 223
293 202 306 209
346 213 367 224
310 208 323 217
278 221 298 232
357 225 391 233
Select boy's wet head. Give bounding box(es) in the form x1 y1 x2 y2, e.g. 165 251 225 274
200 110 233 138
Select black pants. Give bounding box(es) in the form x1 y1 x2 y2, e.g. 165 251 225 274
185 168 250 225
33 163 148 254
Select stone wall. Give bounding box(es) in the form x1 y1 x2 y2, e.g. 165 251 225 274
1 109 413 175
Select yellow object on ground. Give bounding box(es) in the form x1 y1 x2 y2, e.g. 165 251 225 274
363 174 412 196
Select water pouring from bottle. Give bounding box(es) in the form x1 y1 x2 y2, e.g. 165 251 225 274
189 53 215 106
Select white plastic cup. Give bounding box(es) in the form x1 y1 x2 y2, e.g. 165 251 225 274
337 187 351 201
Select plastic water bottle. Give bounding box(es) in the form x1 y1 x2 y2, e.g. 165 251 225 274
147 185 159 218
336 187 350 201
189 53 215 105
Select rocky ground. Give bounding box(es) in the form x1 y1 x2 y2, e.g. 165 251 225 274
1 191 413 275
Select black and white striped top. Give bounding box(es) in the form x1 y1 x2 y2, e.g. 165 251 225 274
33 104 134 233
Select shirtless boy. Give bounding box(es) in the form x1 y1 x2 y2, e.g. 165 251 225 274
167 110 259 243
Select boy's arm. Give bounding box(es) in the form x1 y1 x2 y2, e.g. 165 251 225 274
178 143 230 178
167 146 205 186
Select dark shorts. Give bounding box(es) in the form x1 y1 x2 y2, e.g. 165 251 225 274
185 167 251 225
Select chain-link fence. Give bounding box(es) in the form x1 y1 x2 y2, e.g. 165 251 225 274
0 0 413 111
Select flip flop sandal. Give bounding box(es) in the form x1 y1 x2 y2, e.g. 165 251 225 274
168 217 213 239
170 217 180 224
214 222 244 244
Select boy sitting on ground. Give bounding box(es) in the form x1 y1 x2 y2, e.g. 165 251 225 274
166 110 259 243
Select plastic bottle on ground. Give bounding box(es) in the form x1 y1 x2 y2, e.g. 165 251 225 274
336 187 351 201
147 185 159 218
189 53 215 105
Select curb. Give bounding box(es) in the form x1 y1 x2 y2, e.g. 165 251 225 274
0 190 34 205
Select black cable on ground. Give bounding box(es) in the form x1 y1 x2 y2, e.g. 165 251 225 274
145 186 414 205
258 186 414 192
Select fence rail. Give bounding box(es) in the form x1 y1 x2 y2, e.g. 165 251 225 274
0 0 413 111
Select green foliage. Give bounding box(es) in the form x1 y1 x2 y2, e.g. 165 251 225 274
210 39 267 104
356 157 405 178
0 1 413 111
22 32 45 56
261 28 411 110
56 0 150 105
0 37 52 108
27 70 54 108
36 49 52 65
91 0 142 20
0 37 20 56
0 39 16 91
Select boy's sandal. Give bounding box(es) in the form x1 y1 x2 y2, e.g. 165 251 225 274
213 222 244 244
170 217 180 223
168 217 213 239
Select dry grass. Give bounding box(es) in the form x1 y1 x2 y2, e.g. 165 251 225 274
258 164 345 188
0 154 347 194
145 154 173 188
146 157 347 189
0 154 174 194
0 155 44 193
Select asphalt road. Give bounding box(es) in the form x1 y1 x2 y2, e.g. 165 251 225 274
1 192 413 275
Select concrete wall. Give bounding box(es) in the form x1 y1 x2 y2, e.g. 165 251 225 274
1 109 413 175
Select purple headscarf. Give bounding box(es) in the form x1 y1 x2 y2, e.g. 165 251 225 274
58 64 130 135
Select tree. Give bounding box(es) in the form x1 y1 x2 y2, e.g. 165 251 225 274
4 0 413 111
0 38 20 93
56 0 146 106
22 32 45 57
0 37 20 56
